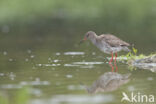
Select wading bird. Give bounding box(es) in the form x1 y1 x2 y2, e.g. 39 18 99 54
80 31 130 71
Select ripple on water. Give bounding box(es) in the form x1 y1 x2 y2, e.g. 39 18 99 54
64 61 104 69
30 94 114 104
36 64 61 67
0 84 42 96
73 62 104 65
8 58 14 61
0 84 22 89
147 77 153 81
30 88 42 97
64 64 80 67
73 61 104 69
127 85 135 91
64 52 85 55
25 58 29 62
56 52 61 55
20 78 50 86
30 55 35 58
67 85 84 90
27 49 32 54
80 65 94 69
0 73 4 76
66 74 73 78
3 51 7 55
53 59 59 63
0 79 50 89
0 72 16 80
9 72 16 80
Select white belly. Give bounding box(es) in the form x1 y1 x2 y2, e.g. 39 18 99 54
100 46 123 54
92 40 123 54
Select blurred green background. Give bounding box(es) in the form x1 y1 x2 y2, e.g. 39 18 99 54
0 0 156 104
0 0 156 53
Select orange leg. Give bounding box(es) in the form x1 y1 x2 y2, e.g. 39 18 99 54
109 52 114 72
114 52 118 72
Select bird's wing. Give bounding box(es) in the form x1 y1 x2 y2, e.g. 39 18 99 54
99 34 130 47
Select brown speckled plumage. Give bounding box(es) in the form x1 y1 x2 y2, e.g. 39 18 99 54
97 34 130 47
84 31 130 54
82 31 131 72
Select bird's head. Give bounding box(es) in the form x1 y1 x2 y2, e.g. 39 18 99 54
79 31 96 44
84 31 96 40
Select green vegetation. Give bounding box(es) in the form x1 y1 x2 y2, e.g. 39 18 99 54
0 87 30 104
0 94 8 104
0 0 156 53
118 47 156 70
120 47 156 61
119 47 144 61
0 0 156 29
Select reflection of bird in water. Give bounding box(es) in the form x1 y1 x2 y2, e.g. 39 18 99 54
80 31 130 72
86 72 131 94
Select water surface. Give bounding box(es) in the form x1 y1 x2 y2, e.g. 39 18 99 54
0 33 156 104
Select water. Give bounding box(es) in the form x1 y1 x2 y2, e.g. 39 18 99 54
0 32 156 104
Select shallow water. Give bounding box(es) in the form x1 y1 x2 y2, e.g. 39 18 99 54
0 29 156 104
0 35 156 104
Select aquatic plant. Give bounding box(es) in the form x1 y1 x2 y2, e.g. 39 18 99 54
118 47 156 71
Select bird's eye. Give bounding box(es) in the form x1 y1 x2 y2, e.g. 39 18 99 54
87 34 89 37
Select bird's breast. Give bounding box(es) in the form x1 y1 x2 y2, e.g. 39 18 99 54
96 43 111 54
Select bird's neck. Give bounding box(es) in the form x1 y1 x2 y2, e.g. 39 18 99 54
86 81 98 94
90 34 98 44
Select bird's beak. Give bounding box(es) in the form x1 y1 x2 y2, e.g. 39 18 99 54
83 37 87 41
79 37 87 45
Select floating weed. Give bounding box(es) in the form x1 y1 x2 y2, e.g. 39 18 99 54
117 47 156 71
119 47 147 61
128 64 137 71
132 47 138 55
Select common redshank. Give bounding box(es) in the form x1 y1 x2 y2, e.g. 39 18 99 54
80 31 130 71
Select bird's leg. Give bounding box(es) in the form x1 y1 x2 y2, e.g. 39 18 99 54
109 52 114 72
109 52 114 64
114 52 118 72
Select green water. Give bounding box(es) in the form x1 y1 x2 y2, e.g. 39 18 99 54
0 30 156 104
